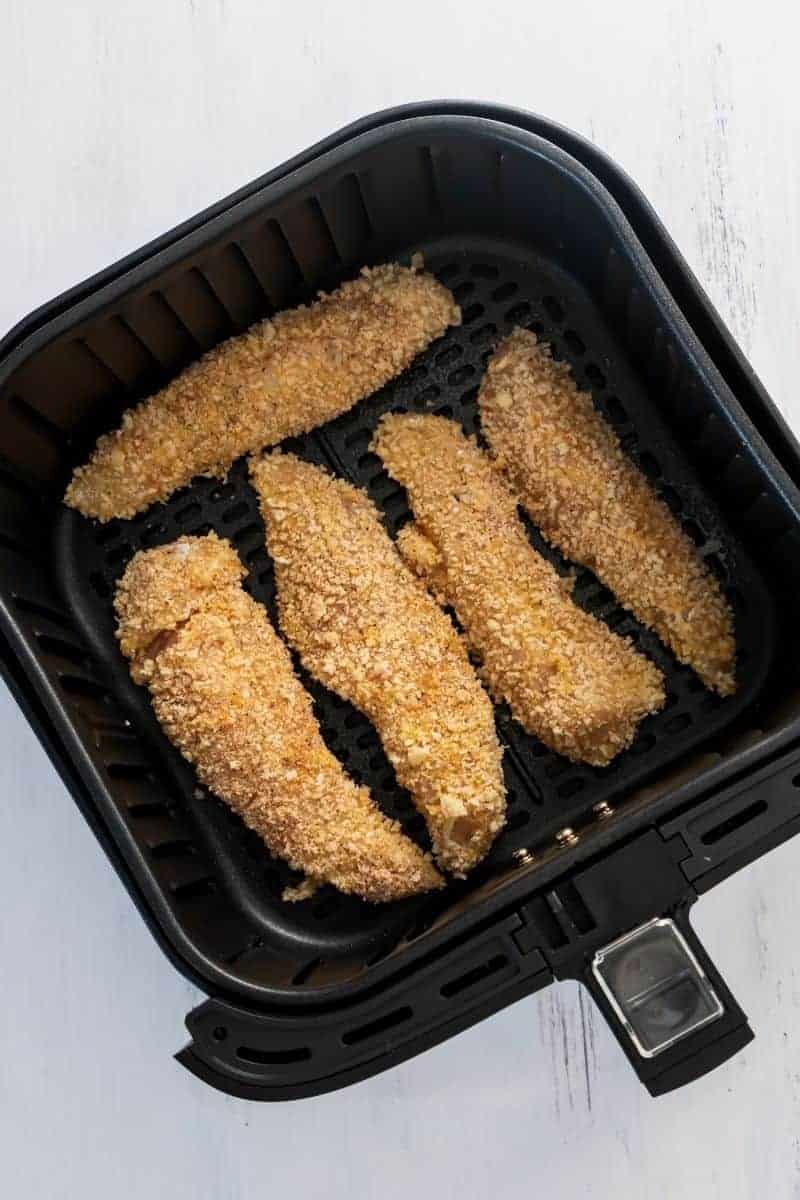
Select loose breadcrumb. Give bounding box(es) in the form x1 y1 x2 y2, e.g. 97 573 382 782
479 329 736 695
114 532 441 902
374 414 665 766
250 453 507 877
66 262 460 522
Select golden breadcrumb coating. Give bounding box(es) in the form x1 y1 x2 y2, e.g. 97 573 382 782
479 329 736 695
114 532 441 902
374 414 665 766
250 453 506 877
66 262 460 521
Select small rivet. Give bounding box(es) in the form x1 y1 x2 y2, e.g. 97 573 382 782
556 827 579 847
513 847 536 866
593 801 614 821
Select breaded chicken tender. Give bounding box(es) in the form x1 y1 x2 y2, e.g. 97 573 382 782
250 453 506 876
114 532 441 902
374 414 665 766
66 262 460 521
479 330 735 695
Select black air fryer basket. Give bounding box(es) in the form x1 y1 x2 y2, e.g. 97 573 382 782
3 102 800 1099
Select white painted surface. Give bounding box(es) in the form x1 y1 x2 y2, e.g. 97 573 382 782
1 2 799 1196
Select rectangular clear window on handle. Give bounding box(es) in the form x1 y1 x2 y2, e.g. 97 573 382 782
591 917 724 1058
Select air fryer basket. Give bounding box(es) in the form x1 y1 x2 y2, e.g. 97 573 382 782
2 106 800 1099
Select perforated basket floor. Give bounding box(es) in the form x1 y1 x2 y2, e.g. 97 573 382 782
53 235 776 986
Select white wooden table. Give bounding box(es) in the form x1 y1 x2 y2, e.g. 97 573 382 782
1 2 799 1196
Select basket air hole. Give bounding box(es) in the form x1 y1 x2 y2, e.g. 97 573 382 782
399 365 428 390
209 482 235 501
150 838 194 860
605 610 627 630
527 320 545 336
506 302 531 323
211 1026 227 1042
585 363 606 388
434 404 454 419
382 488 407 511
728 585 747 613
453 282 475 302
659 485 682 514
460 386 479 408
461 303 484 325
292 958 321 986
174 501 202 525
440 954 508 999
414 385 440 407
469 323 496 346
436 263 459 282
127 801 168 818
344 711 364 730
222 501 249 524
470 263 498 279
356 729 378 749
666 713 692 735
704 553 727 582
12 595 72 629
542 295 565 322
662 692 679 710
563 329 586 355
605 396 627 424
357 452 380 472
436 344 462 368
143 523 168 548
447 365 475 387
341 1005 412 1045
505 808 531 831
701 799 768 845
171 877 217 899
492 281 517 302
637 452 662 479
236 1044 311 1065
344 427 371 450
59 675 110 702
682 519 705 545
631 733 657 755
94 522 122 546
105 543 132 566
36 635 88 668
233 523 261 546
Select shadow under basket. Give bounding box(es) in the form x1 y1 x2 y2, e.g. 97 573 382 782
3 103 800 1101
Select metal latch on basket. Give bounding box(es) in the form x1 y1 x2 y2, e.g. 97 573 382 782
591 917 724 1059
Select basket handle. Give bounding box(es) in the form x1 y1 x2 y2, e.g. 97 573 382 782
581 905 752 1096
